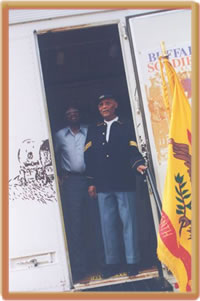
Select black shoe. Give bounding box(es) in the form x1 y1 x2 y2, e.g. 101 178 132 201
101 264 119 279
127 264 139 276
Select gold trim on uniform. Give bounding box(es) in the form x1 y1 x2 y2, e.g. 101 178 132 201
84 141 92 152
97 122 104 126
131 159 144 169
129 141 138 147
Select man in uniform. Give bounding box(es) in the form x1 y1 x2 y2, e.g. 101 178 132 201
84 94 147 278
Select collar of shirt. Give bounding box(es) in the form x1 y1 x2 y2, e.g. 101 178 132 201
104 116 119 142
104 116 119 126
64 125 87 137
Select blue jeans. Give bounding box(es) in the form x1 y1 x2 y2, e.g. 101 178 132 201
60 175 88 275
97 191 140 264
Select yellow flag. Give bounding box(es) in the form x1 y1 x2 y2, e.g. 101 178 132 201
157 57 192 292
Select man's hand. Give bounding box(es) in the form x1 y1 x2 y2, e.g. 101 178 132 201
137 165 147 175
88 185 97 199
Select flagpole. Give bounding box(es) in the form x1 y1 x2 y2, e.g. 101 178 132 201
146 168 162 216
160 41 167 57
159 41 171 119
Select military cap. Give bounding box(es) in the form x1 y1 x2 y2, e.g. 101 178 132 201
97 93 117 105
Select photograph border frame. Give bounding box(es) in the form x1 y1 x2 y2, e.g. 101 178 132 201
2 1 199 300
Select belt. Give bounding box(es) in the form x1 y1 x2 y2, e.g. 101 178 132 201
62 170 86 177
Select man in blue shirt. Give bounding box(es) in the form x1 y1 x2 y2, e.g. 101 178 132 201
54 105 88 283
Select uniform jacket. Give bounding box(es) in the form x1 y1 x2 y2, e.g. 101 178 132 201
84 118 145 192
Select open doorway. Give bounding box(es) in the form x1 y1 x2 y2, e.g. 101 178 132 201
37 23 158 284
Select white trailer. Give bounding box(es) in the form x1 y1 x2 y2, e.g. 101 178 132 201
6 6 192 294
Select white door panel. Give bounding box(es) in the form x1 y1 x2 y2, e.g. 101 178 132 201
9 23 71 292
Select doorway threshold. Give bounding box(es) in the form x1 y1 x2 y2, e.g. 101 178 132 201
72 267 159 291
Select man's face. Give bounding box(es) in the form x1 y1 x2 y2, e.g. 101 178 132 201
98 98 118 121
65 108 80 125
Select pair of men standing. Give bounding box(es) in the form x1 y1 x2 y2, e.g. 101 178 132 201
54 94 146 282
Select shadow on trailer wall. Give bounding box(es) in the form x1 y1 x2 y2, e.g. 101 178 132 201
37 24 158 284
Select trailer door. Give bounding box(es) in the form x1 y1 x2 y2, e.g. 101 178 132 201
9 20 72 292
126 9 191 197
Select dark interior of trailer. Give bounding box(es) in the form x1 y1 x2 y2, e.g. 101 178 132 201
38 24 158 285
